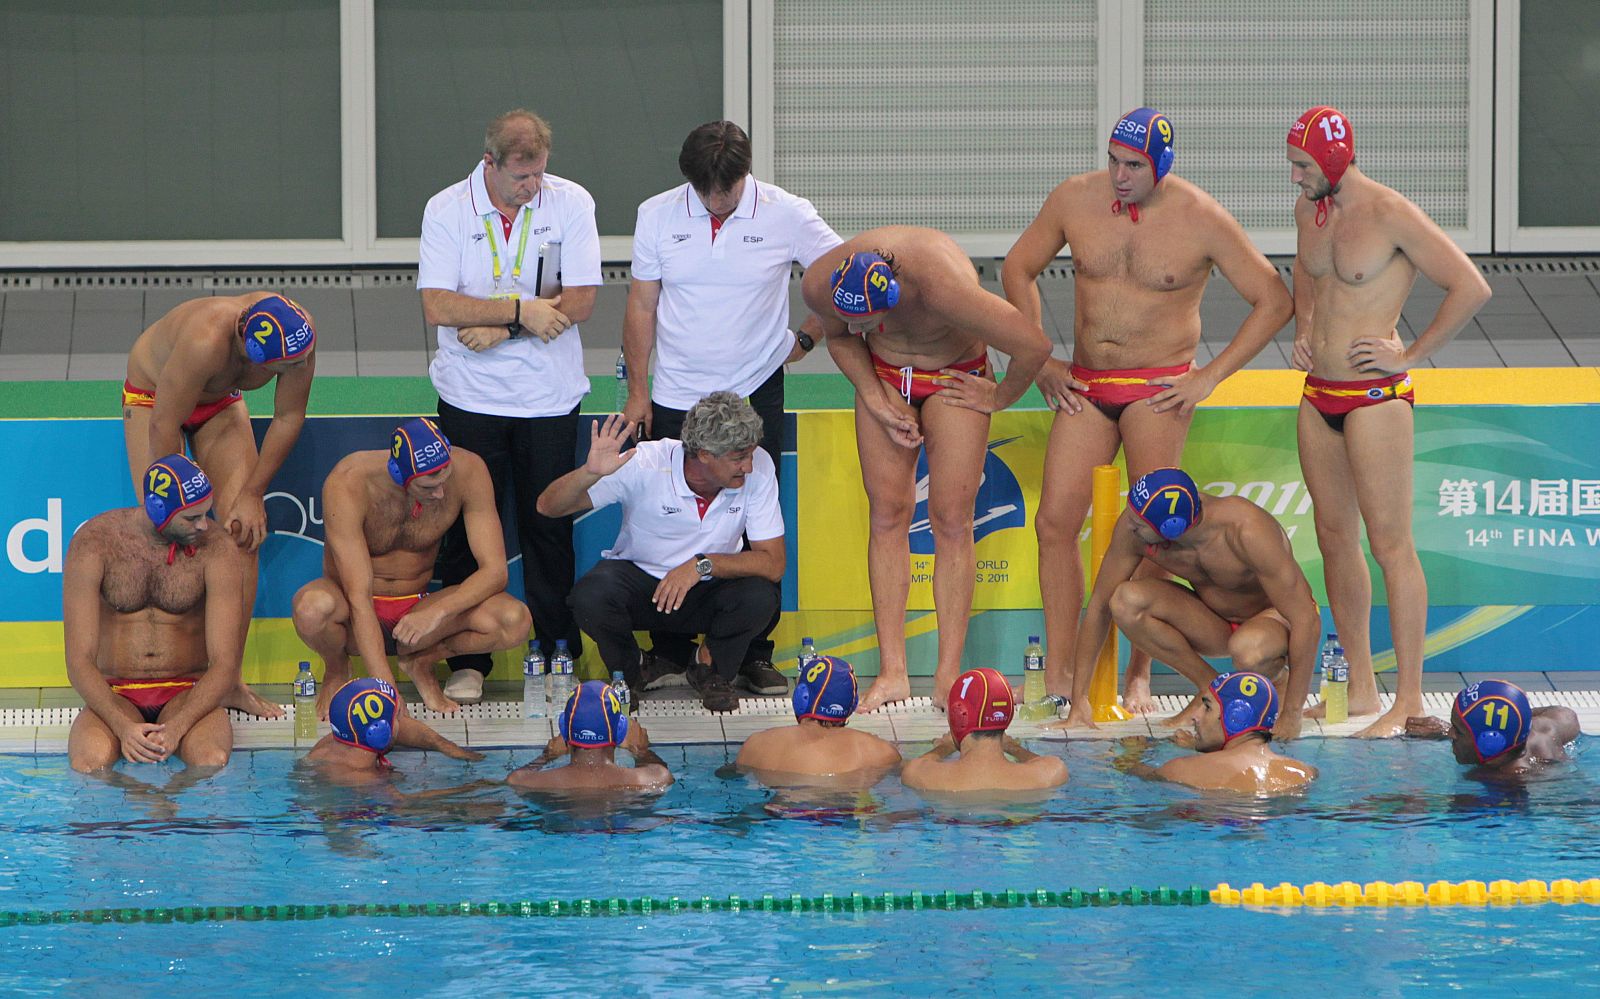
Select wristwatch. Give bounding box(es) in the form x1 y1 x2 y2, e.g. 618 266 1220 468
693 553 714 581
505 298 529 339
794 329 815 352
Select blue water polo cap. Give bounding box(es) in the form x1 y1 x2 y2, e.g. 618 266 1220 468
1109 107 1176 183
1209 672 1278 746
560 680 629 749
241 294 316 364
388 417 452 487
143 453 213 532
1129 467 1201 539
1453 680 1531 763
793 655 859 723
329 678 399 755
829 252 900 318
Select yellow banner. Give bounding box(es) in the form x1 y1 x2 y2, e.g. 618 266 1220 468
798 410 1063 610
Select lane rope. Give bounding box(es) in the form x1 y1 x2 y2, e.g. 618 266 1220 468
4 878 1598 926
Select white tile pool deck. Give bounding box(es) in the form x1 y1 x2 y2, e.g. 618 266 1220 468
1 674 1593 753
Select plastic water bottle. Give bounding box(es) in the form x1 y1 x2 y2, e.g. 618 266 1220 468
1321 634 1349 724
798 636 818 672
549 640 574 711
293 661 317 743
610 670 632 715
522 640 546 719
614 351 628 412
1020 635 1050 721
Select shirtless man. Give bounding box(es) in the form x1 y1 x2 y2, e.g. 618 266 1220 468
1286 106 1491 737
291 418 532 716
1405 680 1581 777
901 668 1068 793
63 455 247 773
124 293 316 553
801 232 1052 711
304 678 486 786
1059 468 1319 740
736 655 901 784
1002 108 1293 712
507 681 674 792
1117 673 1316 794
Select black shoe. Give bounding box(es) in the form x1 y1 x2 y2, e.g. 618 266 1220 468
737 659 788 696
688 664 739 713
626 649 685 693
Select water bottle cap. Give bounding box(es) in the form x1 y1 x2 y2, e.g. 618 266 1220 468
1326 634 1337 641
298 661 311 669
555 639 569 650
527 640 537 652
612 670 624 680
802 636 813 644
1028 636 1040 644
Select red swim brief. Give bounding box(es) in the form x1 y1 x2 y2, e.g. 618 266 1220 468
870 351 990 406
109 677 197 724
373 593 426 635
1070 363 1191 420
1302 372 1414 433
122 380 244 434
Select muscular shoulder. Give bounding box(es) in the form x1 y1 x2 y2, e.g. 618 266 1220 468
66 509 130 563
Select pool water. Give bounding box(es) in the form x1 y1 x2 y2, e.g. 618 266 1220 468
0 737 1595 997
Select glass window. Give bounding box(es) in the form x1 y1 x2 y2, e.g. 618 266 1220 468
0 0 342 242
1518 0 1600 227
374 0 722 239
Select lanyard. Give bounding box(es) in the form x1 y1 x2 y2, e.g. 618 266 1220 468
482 206 532 283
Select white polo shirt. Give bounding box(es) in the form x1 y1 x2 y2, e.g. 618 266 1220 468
632 176 840 409
585 439 783 579
419 161 603 418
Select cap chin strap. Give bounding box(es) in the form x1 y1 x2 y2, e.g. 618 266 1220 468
1111 199 1140 223
166 541 197 565
1315 196 1332 228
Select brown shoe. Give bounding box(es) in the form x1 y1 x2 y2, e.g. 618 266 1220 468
688 664 739 713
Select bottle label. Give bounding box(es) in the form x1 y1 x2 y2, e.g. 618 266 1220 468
1024 654 1044 671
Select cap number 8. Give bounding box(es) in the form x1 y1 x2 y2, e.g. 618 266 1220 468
805 660 828 683
1238 676 1258 697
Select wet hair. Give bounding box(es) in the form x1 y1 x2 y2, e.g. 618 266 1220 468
485 109 552 165
681 391 763 458
679 120 752 196
965 729 1003 742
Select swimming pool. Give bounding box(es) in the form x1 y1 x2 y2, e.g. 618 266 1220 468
1 737 1594 996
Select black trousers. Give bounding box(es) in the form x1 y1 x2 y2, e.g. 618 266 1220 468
648 364 784 667
570 559 778 682
434 398 582 675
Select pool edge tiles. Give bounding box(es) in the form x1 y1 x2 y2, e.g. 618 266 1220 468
6 691 1599 752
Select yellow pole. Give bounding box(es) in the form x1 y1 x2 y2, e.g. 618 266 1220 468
1088 464 1130 722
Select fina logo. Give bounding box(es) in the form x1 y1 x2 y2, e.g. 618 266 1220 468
908 436 1025 555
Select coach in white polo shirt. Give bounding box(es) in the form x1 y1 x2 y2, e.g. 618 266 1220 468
417 108 601 704
539 392 783 713
621 120 838 690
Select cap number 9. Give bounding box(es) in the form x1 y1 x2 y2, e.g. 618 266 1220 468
1238 676 1258 697
1156 118 1172 142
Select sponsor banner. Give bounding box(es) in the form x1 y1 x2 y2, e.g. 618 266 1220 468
796 405 1600 609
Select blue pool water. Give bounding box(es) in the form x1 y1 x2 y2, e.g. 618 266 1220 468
1 737 1595 996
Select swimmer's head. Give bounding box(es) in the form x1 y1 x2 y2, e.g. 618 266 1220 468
1451 680 1531 766
1128 467 1202 540
560 680 629 749
830 252 900 323
792 655 858 727
240 295 316 366
143 453 214 542
388 417 452 499
1200 672 1278 751
1287 106 1354 200
947 667 1016 748
329 678 399 755
1108 107 1176 201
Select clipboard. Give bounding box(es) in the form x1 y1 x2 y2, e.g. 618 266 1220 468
534 241 562 299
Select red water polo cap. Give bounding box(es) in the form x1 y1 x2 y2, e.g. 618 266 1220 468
1287 106 1354 191
948 667 1016 747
